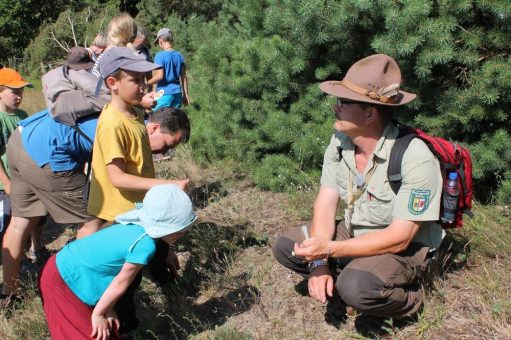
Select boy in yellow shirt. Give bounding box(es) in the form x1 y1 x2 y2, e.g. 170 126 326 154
88 46 189 221
87 47 190 333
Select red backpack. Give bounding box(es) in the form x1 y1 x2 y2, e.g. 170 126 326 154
387 123 474 228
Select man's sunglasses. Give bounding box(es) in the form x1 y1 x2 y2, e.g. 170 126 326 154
336 98 365 106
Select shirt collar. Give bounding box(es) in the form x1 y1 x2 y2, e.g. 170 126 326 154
335 122 399 163
372 123 399 161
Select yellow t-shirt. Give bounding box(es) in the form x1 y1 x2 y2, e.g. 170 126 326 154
87 103 155 221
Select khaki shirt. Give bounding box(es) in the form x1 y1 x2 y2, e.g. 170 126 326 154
320 123 444 249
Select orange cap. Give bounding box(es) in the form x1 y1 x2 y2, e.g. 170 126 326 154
0 68 32 88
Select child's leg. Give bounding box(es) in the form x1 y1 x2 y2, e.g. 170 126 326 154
2 216 41 295
39 254 94 339
28 223 44 259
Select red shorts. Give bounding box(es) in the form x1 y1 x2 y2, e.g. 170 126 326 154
39 254 95 339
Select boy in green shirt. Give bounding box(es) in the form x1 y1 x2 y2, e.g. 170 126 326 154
0 68 44 282
0 68 32 238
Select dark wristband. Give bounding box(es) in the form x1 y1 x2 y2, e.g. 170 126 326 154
308 259 328 272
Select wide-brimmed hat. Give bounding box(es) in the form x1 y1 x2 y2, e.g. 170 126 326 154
0 67 33 88
320 54 416 106
66 47 95 71
116 184 196 238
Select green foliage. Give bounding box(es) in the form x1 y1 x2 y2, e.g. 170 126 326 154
0 0 69 59
9 0 511 197
135 0 223 32
23 3 118 78
158 0 511 196
254 154 308 191
496 171 511 205
0 0 128 61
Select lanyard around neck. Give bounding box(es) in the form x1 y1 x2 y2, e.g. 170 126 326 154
347 157 378 213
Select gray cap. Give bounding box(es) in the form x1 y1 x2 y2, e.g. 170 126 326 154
98 46 161 78
154 28 172 44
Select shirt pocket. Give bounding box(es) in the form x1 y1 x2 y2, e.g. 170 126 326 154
366 187 394 225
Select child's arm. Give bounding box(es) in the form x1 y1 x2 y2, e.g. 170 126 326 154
146 68 163 87
0 161 10 195
180 66 190 106
107 158 189 191
90 262 143 340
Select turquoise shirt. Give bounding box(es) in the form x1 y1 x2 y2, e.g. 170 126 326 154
56 224 156 306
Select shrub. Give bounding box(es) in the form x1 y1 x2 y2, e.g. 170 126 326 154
173 0 511 199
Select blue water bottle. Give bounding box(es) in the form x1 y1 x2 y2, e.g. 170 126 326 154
441 172 459 224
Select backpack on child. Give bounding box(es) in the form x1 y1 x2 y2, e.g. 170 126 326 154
42 65 110 130
337 122 474 229
387 122 474 229
42 64 109 201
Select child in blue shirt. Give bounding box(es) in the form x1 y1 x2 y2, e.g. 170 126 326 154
39 184 196 340
147 28 190 109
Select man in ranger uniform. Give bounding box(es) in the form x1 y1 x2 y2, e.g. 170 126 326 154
272 54 444 320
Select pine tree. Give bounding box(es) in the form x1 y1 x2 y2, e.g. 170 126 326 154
171 0 511 202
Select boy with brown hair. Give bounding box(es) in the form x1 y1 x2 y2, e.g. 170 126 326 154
0 67 48 304
88 46 189 223
0 68 44 264
0 68 31 214
88 46 189 333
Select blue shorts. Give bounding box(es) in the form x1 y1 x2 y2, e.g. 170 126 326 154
154 93 183 110
0 190 12 235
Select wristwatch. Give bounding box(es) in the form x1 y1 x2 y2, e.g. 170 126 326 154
308 259 328 271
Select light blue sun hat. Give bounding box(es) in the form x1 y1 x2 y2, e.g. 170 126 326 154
115 184 196 239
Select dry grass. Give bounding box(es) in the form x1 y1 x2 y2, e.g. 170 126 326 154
2 151 511 339
19 87 46 114
2 91 511 339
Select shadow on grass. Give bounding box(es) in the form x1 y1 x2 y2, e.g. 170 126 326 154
423 231 471 291
40 216 70 246
130 221 267 339
190 181 228 209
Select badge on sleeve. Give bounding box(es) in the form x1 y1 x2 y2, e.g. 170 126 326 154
408 189 431 215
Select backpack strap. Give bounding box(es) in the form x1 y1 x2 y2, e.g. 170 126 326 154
71 124 93 144
387 131 416 194
62 65 71 82
71 124 94 201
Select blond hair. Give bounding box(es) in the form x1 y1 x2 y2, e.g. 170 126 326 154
92 31 108 48
107 13 137 47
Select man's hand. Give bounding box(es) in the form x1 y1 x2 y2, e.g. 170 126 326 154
293 237 330 261
140 92 157 109
308 266 334 304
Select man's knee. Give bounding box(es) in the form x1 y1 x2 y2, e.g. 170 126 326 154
336 268 384 311
271 234 294 267
272 233 309 275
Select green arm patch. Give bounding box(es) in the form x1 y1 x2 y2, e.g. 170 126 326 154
408 189 431 215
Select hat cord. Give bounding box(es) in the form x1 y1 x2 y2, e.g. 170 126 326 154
339 80 400 104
